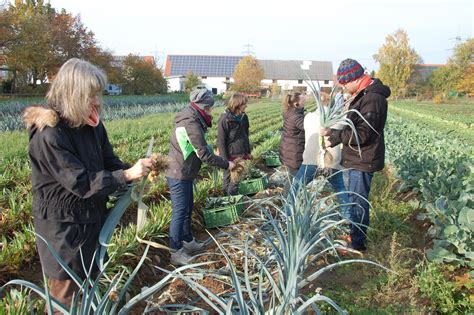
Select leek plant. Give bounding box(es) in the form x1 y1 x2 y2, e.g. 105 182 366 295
301 70 378 169
0 287 44 314
0 233 209 314
98 137 160 270
150 177 389 314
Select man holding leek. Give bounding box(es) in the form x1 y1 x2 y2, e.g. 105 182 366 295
321 58 391 251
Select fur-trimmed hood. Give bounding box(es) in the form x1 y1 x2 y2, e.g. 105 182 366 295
23 106 60 131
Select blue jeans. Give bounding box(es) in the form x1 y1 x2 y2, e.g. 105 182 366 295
288 165 350 219
167 177 194 250
346 169 374 249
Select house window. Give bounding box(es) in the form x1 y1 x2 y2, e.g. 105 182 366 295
272 79 277 83
298 79 303 84
225 77 230 80
201 76 207 79
324 80 329 84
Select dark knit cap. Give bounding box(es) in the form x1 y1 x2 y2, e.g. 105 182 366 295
337 58 365 84
190 85 215 109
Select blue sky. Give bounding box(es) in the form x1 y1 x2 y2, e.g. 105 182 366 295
30 0 474 72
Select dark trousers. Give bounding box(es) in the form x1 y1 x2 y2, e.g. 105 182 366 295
34 218 101 280
167 177 194 250
223 169 239 195
347 169 374 249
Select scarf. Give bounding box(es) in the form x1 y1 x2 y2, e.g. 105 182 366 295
230 111 243 123
353 74 373 96
190 102 212 127
86 106 100 127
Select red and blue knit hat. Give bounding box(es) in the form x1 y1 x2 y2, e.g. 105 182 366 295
337 58 364 84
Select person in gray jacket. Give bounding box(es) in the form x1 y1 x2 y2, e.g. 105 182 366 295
166 86 235 265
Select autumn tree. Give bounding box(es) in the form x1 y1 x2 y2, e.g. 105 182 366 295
231 55 264 94
119 54 167 95
373 29 420 99
0 0 114 93
455 65 474 96
429 38 473 97
2 0 55 91
184 72 201 93
451 38 474 96
450 38 474 68
0 8 16 47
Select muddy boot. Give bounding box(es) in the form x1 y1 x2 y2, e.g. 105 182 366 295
170 248 193 266
182 238 206 255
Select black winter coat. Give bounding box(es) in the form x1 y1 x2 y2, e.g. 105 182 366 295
166 106 229 180
329 78 391 172
279 107 305 170
26 107 128 279
217 110 251 160
29 121 128 223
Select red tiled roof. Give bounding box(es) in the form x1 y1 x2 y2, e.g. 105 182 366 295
164 56 171 76
143 56 155 64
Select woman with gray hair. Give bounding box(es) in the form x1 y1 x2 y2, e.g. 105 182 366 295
23 58 153 312
166 85 236 265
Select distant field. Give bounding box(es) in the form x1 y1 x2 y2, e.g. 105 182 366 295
0 94 189 106
389 100 474 146
0 94 195 131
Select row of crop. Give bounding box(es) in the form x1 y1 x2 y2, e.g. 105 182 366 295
390 105 473 130
388 106 474 147
391 101 474 127
385 113 473 267
0 94 195 131
0 94 189 110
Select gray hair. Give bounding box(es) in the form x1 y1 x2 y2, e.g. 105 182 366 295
46 58 106 127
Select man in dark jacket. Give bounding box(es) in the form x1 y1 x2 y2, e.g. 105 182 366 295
166 86 235 265
321 58 391 251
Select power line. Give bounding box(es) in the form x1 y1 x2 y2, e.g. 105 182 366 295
241 40 255 56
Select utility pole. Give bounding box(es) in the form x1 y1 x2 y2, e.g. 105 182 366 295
241 40 255 56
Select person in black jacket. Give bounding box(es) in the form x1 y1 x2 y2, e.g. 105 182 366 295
217 93 251 195
321 58 391 251
279 92 305 190
166 86 235 265
24 58 153 312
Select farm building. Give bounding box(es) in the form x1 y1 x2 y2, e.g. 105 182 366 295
164 55 334 94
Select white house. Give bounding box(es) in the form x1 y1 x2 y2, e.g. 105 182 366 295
164 55 334 94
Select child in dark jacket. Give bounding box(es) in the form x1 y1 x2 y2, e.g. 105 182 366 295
166 86 235 265
24 58 153 312
217 93 251 195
